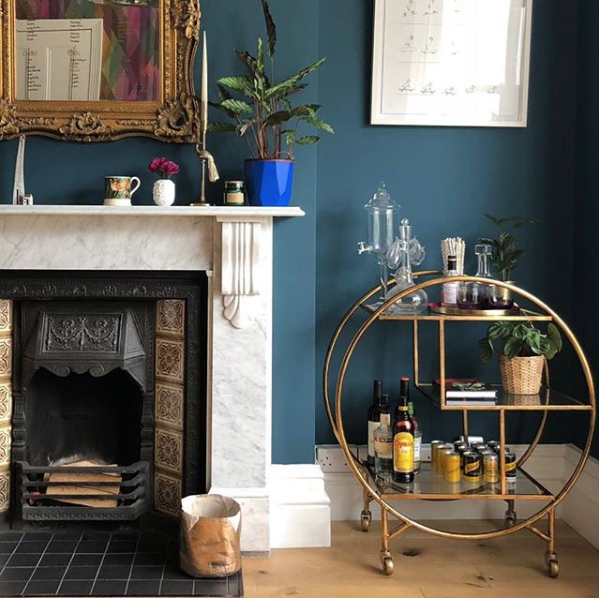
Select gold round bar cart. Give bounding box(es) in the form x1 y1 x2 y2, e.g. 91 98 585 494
324 275 596 578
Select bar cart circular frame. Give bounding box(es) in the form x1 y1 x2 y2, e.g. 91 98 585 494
324 274 596 578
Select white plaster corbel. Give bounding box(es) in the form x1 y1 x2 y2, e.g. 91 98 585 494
220 220 262 328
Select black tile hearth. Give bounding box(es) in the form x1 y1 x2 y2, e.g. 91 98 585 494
0 530 243 597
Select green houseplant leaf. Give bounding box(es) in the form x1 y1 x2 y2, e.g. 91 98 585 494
209 0 333 160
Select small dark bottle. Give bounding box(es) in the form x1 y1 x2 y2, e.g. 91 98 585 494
367 380 384 466
392 377 415 484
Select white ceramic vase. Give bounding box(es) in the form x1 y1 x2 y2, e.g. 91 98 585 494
153 179 176 206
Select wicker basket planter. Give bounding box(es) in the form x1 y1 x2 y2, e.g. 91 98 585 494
499 354 545 395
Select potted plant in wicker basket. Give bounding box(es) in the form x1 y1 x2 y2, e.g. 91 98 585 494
209 0 333 207
479 322 562 394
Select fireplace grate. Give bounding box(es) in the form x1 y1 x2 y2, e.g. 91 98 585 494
16 461 150 522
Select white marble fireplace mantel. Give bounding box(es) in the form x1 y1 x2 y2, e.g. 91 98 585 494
0 204 304 553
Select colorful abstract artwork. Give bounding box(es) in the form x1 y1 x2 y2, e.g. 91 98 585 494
16 0 160 101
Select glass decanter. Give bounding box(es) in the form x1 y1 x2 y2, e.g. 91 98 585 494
358 182 401 303
384 219 428 315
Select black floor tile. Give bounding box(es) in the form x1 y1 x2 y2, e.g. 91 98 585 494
162 564 189 581
45 542 78 554
126 579 161 596
229 571 243 597
0 555 9 568
63 566 99 581
137 539 165 553
133 552 164 567
130 566 162 580
38 554 71 568
161 579 194 596
22 534 52 542
193 578 229 597
76 541 107 555
0 533 23 542
91 580 127 596
70 554 102 567
110 532 138 541
0 542 18 554
6 554 40 568
0 567 34 582
31 568 65 581
106 541 136 554
0 580 26 597
97 565 131 580
58 580 94 596
15 542 48 555
102 553 134 567
24 579 61 596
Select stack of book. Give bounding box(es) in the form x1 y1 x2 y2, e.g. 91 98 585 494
433 378 498 405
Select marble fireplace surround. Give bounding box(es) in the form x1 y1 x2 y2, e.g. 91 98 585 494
0 204 304 554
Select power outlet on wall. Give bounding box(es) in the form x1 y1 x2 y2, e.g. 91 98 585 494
316 445 358 473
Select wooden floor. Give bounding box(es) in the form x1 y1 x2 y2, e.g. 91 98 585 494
243 520 599 598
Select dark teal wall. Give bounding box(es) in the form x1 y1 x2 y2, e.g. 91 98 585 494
0 1 591 464
574 0 599 458
0 0 319 465
316 0 580 449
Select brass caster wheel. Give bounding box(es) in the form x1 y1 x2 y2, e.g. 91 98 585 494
382 556 394 576
360 510 372 532
504 510 517 527
548 559 559 578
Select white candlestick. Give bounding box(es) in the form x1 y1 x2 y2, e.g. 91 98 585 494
201 31 208 129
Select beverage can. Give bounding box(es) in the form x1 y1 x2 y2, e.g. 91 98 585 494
483 453 499 483
463 451 481 483
444 452 461 483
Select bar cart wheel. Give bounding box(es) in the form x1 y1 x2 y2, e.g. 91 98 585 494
545 552 559 578
380 554 394 575
504 512 517 527
361 509 372 532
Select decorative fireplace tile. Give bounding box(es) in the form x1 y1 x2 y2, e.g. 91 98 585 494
0 470 9 512
0 382 11 423
0 300 12 333
155 428 184 475
156 339 185 384
0 339 11 377
157 300 185 338
156 383 184 430
155 472 182 517
0 428 11 466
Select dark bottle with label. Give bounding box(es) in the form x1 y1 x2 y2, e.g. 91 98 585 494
367 380 384 466
393 377 415 484
408 399 421 474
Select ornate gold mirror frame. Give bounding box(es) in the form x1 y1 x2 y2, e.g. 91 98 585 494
0 0 200 142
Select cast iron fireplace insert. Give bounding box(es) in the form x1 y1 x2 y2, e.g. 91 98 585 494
0 270 208 527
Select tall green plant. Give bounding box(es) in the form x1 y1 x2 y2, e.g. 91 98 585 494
480 214 534 281
209 0 333 159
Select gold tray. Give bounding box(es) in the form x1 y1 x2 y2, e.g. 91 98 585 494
429 304 519 317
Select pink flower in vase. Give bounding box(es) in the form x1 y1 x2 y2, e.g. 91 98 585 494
148 157 180 179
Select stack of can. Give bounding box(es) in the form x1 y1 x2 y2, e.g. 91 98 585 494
430 439 517 485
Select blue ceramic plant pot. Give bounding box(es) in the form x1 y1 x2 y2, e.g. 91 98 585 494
244 159 294 207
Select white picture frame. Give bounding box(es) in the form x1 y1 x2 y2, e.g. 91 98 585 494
371 0 533 127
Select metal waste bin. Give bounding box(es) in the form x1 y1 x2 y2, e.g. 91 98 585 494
179 494 242 578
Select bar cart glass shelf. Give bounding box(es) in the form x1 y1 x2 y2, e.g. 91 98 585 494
324 274 595 579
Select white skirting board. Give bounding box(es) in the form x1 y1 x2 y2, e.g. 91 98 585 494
317 444 599 550
269 445 599 550
270 464 331 548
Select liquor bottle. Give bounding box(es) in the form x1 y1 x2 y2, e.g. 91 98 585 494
367 380 384 467
441 255 459 306
408 398 421 474
374 395 392 478
393 377 415 484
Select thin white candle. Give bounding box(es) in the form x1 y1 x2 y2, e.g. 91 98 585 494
201 31 208 127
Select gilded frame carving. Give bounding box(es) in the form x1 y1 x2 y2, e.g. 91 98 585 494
0 0 201 143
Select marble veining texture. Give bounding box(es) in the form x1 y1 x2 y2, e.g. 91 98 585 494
0 212 276 552
0 216 213 271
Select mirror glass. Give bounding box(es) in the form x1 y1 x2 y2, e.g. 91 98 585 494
14 0 160 102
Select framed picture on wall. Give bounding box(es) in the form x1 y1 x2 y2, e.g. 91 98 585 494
371 0 533 127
